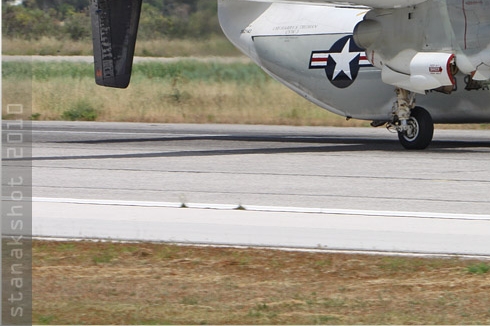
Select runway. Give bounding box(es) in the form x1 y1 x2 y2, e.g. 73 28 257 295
22 121 490 255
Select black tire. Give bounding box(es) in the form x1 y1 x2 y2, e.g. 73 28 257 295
397 107 434 150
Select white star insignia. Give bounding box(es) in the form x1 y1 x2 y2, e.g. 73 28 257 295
328 39 359 80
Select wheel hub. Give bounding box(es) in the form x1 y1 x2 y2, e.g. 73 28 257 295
403 118 419 141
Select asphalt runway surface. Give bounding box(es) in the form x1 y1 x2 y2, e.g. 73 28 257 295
11 121 490 255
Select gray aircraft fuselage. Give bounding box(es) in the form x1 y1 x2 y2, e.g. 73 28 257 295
218 0 490 124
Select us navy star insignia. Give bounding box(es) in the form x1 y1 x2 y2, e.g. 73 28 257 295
309 35 372 89
329 39 358 80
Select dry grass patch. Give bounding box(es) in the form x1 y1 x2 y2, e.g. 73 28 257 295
33 240 490 325
3 37 92 56
3 60 366 126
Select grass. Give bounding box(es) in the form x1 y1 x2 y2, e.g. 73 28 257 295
467 263 490 274
38 315 56 325
2 60 490 128
2 60 366 126
2 36 241 57
32 240 490 324
61 99 98 121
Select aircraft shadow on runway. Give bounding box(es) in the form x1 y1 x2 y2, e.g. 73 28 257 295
11 134 490 161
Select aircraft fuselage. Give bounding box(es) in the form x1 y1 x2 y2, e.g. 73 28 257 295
218 0 490 123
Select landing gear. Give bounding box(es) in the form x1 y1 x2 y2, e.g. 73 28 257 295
396 107 434 150
386 88 434 150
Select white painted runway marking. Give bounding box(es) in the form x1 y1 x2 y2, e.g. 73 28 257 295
33 197 490 221
32 197 490 257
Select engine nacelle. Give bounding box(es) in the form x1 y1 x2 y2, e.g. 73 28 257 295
382 52 456 94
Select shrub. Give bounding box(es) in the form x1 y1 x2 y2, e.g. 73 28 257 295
63 12 90 41
62 100 98 121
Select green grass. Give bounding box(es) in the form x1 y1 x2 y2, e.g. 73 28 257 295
62 99 98 121
38 315 57 325
467 263 490 274
57 243 76 251
2 59 269 83
2 36 241 57
1 60 271 98
379 257 424 272
92 252 114 264
2 61 267 83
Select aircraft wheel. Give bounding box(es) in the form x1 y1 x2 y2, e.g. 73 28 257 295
397 107 434 150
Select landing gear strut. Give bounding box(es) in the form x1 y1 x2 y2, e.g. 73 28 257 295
387 88 434 150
